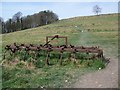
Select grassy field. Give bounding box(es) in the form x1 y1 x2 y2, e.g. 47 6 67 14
1 13 118 88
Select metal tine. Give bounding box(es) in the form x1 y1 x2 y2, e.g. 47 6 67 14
4 35 104 66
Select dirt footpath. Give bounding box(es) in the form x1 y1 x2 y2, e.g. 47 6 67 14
73 56 118 88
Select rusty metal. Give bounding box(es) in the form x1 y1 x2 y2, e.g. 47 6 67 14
4 35 106 66
46 35 68 46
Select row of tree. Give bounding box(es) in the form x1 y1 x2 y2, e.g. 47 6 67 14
0 10 59 34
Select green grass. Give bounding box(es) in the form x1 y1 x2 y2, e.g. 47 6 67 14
1 13 118 88
3 59 104 88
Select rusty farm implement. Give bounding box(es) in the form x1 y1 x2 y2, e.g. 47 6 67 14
3 35 109 66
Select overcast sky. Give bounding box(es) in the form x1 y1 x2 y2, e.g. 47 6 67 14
0 2 118 21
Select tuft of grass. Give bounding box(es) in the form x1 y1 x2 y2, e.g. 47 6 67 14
2 54 106 88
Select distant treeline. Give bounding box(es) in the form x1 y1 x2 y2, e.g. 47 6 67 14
0 10 59 34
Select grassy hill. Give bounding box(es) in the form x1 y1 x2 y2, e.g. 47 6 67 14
2 13 118 46
1 13 118 88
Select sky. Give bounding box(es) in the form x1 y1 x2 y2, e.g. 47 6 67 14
0 2 118 21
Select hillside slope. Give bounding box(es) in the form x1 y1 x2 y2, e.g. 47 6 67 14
2 13 118 46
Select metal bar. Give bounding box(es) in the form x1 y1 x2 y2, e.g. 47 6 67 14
46 36 48 44
65 37 68 46
45 52 49 65
46 35 68 46
60 52 63 65
47 36 67 38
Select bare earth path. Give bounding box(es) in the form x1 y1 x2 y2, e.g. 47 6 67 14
73 31 118 88
73 56 118 88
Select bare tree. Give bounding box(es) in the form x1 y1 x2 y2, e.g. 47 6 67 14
0 17 4 34
12 12 23 31
12 11 22 22
93 5 102 15
0 17 4 22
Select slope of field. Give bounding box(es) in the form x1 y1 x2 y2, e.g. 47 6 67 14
2 13 118 46
1 13 118 88
64 13 118 31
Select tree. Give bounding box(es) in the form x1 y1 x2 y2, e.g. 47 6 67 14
5 19 12 33
12 12 22 31
41 10 59 25
12 11 22 22
0 17 4 34
0 17 4 22
93 5 102 15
